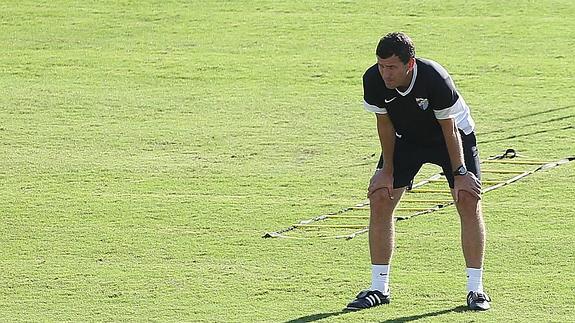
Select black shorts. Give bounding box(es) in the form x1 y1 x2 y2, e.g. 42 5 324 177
377 131 481 189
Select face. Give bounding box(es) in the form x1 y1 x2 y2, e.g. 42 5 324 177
377 55 414 89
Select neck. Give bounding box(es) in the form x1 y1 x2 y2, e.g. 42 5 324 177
397 69 414 92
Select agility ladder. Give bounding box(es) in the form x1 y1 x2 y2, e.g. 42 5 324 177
263 149 574 240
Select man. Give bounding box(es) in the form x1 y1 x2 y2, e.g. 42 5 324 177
346 32 491 311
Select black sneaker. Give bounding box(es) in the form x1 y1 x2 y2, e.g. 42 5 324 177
467 291 491 310
345 290 390 311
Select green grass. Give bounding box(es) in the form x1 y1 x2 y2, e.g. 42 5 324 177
0 0 574 321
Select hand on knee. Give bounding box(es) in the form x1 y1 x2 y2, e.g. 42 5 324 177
456 190 480 205
369 188 394 205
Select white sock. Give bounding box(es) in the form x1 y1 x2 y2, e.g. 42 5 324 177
371 264 390 295
466 267 484 292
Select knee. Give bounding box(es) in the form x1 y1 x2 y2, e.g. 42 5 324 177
456 191 482 219
456 190 480 206
369 188 394 207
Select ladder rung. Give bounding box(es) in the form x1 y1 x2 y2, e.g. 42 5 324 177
326 214 431 219
397 207 437 211
401 199 451 204
481 180 504 184
293 224 367 229
482 160 550 165
327 215 369 219
413 178 503 185
351 200 451 206
351 205 451 210
482 169 526 174
409 189 451 194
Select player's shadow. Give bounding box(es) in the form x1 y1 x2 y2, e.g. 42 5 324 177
283 310 349 322
380 305 469 322
284 305 469 323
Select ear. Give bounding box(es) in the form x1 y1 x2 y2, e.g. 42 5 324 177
407 57 415 71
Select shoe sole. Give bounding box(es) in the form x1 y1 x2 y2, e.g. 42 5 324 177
345 301 390 311
468 303 491 311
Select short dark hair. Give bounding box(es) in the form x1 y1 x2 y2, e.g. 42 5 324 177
376 32 415 64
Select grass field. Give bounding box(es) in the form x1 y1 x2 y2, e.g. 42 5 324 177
1 0 574 321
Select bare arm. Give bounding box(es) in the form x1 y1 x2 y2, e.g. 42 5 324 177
437 118 465 171
377 114 396 173
368 114 396 198
437 118 481 200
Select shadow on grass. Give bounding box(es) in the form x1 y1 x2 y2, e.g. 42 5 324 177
284 305 470 323
283 310 350 322
380 305 469 322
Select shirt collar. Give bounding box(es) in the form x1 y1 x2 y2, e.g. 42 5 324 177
395 60 417 96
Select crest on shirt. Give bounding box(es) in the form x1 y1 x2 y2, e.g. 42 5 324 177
415 98 429 110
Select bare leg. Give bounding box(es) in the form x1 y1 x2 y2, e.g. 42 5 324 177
452 189 485 268
369 187 406 265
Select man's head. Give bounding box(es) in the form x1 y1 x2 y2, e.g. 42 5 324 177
375 32 416 90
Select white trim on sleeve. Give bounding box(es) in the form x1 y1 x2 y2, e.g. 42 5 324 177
364 100 387 114
433 96 475 134
434 105 456 119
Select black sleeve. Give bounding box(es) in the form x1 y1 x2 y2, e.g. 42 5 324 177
429 69 459 111
363 66 381 107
